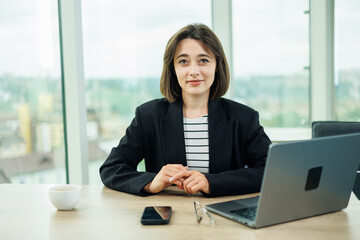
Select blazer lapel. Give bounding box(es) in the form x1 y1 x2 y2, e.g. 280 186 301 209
160 100 187 166
208 99 233 173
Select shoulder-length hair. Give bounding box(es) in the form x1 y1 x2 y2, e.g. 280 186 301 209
160 23 230 102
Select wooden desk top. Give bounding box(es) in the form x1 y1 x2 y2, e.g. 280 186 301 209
0 184 359 240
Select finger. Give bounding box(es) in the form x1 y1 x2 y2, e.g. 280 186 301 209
183 182 192 195
171 179 184 188
183 177 199 194
182 175 198 194
190 183 203 193
182 174 195 186
190 179 210 194
150 171 178 192
169 170 191 183
149 166 189 193
184 177 198 190
165 164 189 171
177 177 186 183
180 175 195 194
182 172 200 187
158 171 184 187
163 165 188 177
183 171 209 194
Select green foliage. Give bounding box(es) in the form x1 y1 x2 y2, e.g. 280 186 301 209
1 70 359 129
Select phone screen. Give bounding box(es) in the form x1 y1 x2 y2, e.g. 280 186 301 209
141 206 172 225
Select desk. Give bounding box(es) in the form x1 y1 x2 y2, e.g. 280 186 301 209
0 184 359 240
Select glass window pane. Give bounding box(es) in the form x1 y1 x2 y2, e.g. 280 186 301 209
334 0 360 121
0 0 66 183
232 0 309 128
82 0 212 184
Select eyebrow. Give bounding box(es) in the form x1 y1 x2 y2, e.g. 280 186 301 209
175 53 213 60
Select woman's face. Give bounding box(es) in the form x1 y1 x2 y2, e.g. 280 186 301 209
173 38 216 101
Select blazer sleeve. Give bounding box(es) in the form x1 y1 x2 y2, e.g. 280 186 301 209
99 107 156 196
204 111 271 197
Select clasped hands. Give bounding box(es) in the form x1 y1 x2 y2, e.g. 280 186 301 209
143 164 210 195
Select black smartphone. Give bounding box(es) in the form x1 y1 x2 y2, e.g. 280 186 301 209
140 206 172 225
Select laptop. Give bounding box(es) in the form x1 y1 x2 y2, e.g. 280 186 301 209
206 133 360 228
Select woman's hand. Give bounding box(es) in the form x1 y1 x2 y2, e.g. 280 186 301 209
143 164 188 194
170 170 210 195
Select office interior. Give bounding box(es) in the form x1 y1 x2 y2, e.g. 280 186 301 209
0 0 359 186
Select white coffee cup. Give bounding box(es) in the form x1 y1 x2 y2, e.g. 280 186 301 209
48 184 82 210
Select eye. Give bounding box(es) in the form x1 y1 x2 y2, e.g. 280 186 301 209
178 59 188 64
199 58 210 63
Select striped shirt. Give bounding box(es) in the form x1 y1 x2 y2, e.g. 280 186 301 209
183 115 209 173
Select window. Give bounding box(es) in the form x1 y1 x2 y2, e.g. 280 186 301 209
81 0 212 184
334 0 360 121
232 0 310 129
0 0 65 183
2 1 348 184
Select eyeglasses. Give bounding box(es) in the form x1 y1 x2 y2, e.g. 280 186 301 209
193 201 215 224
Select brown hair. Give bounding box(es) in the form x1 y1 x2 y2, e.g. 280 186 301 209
160 23 230 102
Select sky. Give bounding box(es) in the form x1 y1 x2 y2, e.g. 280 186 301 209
0 0 359 79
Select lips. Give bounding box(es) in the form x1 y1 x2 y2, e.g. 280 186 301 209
187 79 203 86
187 80 203 83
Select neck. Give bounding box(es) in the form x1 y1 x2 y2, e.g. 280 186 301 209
182 93 209 119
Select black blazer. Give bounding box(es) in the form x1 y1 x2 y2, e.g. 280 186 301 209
99 98 271 197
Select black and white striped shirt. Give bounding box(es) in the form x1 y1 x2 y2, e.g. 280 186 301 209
183 115 209 173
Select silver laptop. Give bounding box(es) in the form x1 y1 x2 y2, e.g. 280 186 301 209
206 133 360 228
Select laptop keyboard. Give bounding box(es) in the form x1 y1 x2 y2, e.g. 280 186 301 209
230 206 257 221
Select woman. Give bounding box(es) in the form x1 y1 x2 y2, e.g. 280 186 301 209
99 23 271 197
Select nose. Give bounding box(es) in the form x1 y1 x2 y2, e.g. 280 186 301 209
190 64 200 78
